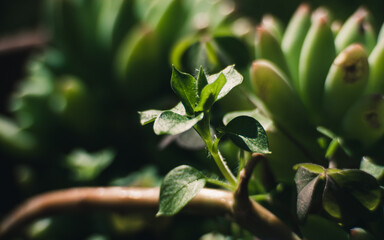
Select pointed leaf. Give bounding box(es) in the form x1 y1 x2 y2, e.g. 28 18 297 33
171 66 197 114
297 176 320 221
138 102 186 125
154 111 203 135
197 66 208 100
224 116 270 153
157 165 206 216
294 166 323 220
195 73 226 112
207 65 243 100
139 109 164 125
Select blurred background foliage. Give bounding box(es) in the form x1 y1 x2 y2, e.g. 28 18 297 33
0 0 382 239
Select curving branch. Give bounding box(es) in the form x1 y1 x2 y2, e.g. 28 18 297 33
0 165 300 240
0 29 49 54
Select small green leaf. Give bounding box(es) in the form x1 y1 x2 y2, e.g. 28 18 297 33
360 157 384 181
328 169 381 211
154 111 203 135
224 116 270 153
65 148 115 182
139 109 163 125
195 73 226 112
300 215 349 240
293 163 325 174
207 65 243 101
294 166 322 220
171 66 197 114
157 165 206 216
138 102 186 125
325 139 340 159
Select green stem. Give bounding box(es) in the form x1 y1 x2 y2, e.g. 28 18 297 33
209 149 237 187
206 178 236 191
195 113 237 188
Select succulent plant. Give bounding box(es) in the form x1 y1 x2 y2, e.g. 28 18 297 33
249 4 384 236
251 4 384 171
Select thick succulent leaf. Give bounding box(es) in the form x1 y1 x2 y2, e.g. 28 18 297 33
195 73 226 112
154 111 203 135
207 65 243 100
300 215 349 240
171 66 197 114
328 169 381 211
157 165 206 216
298 16 336 122
281 4 311 84
256 27 291 78
224 116 270 153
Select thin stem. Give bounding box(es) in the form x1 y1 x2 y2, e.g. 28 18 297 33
206 178 236 191
234 153 301 240
195 113 237 187
209 149 237 187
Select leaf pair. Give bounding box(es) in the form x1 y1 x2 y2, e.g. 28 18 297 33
139 65 243 136
294 163 381 221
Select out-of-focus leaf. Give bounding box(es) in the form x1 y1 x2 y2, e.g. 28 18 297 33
300 215 349 240
66 148 115 181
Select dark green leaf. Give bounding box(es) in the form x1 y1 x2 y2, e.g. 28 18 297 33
328 169 381 211
294 166 322 220
360 157 384 181
195 73 226 112
323 176 342 219
224 116 270 153
171 66 197 114
154 111 203 135
222 109 271 127
157 165 206 216
300 215 349 240
208 65 243 100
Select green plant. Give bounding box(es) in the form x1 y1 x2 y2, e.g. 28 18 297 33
1 1 384 240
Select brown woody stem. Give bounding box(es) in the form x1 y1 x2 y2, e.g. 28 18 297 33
0 175 299 239
233 153 301 240
0 29 49 54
